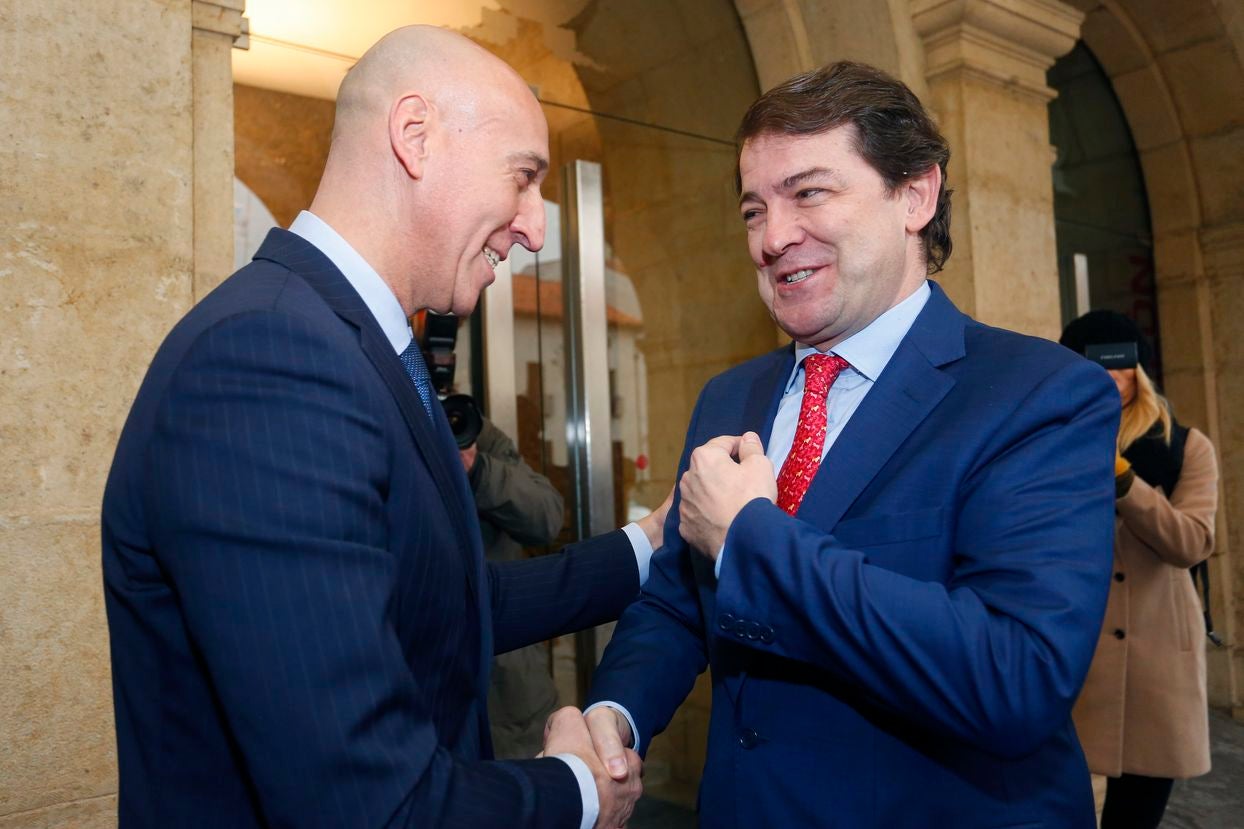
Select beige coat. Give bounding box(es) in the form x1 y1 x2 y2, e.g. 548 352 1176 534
1072 428 1218 779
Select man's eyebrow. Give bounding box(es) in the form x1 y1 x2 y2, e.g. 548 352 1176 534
780 167 839 190
508 151 549 173
738 167 842 206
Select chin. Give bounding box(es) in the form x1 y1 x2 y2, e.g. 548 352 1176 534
451 293 483 318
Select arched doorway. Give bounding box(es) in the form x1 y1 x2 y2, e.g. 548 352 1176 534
1064 0 1244 717
1048 41 1159 367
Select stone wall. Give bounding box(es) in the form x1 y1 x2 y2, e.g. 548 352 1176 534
234 84 336 228
0 1 242 825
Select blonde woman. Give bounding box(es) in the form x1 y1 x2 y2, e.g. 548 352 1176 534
1060 311 1218 828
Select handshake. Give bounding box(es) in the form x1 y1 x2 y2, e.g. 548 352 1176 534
540 705 642 828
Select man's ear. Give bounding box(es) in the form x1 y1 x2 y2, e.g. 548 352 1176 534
390 93 432 180
903 164 941 235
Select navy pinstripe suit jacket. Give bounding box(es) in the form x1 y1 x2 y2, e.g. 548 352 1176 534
102 229 638 827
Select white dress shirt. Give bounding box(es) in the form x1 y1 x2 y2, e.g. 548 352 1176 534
288 210 655 829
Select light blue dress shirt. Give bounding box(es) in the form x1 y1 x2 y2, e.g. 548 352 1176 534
591 281 932 754
716 280 932 577
288 210 654 829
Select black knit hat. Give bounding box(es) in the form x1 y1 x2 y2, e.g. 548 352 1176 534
1059 310 1154 374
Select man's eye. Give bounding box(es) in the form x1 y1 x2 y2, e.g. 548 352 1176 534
742 209 761 222
520 169 537 185
796 188 823 199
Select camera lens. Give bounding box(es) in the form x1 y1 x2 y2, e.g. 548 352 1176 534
441 394 483 449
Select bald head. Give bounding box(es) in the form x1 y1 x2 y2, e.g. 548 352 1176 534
332 25 534 145
308 25 550 318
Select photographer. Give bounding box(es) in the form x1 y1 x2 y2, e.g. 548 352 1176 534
418 313 568 759
1061 311 1219 828
461 416 566 758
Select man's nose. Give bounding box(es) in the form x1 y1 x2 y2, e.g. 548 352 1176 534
513 190 546 253
761 204 804 258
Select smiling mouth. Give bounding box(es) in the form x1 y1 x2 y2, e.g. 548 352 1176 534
782 268 817 284
483 246 502 269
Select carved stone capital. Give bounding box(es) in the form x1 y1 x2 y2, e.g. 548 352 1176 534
912 0 1083 101
192 0 246 44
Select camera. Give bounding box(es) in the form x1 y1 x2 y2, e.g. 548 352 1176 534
415 311 483 449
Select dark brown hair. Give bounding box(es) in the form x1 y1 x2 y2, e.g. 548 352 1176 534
736 61 953 274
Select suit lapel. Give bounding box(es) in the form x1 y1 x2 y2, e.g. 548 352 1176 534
252 229 483 598
746 346 796 449
726 285 965 705
797 282 966 529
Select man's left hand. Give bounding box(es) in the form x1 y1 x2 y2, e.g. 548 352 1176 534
679 432 775 560
459 444 478 473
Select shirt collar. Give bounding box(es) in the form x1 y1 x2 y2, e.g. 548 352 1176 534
288 210 412 355
789 280 931 389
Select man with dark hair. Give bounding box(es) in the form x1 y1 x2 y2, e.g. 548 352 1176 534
580 61 1118 827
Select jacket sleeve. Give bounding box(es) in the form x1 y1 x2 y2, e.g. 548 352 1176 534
146 311 582 828
489 528 640 655
583 389 712 754
470 419 565 546
715 358 1119 760
1115 428 1218 568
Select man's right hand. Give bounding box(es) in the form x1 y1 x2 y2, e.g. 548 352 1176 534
584 706 635 779
544 707 642 828
635 485 675 551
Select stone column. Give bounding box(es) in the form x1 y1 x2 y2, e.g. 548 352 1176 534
193 0 246 299
1200 221 1244 718
912 0 1083 339
0 2 243 826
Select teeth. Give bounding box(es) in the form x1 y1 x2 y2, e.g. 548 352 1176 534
785 268 815 284
483 247 501 269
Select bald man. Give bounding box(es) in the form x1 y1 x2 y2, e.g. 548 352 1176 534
102 26 659 829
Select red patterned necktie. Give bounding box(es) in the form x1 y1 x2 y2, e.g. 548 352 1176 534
776 353 850 515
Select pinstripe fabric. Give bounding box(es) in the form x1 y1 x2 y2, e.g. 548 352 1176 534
102 229 640 828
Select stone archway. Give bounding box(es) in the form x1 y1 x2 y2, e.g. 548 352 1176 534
733 0 1244 718
1067 0 1244 718
732 0 930 96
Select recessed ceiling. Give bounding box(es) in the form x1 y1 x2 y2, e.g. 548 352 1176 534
231 0 592 100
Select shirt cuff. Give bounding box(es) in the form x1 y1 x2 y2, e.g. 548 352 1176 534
621 522 654 586
552 753 599 829
583 701 642 755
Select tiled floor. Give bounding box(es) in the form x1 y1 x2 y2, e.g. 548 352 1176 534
630 709 1244 828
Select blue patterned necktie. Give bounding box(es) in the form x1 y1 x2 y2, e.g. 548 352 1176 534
399 339 435 418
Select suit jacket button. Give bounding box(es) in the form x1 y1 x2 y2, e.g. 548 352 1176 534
1114 629 1126 640
718 613 736 631
739 727 760 749
760 626 774 644
745 621 762 641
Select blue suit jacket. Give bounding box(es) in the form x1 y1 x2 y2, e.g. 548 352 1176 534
588 283 1118 828
102 229 638 828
